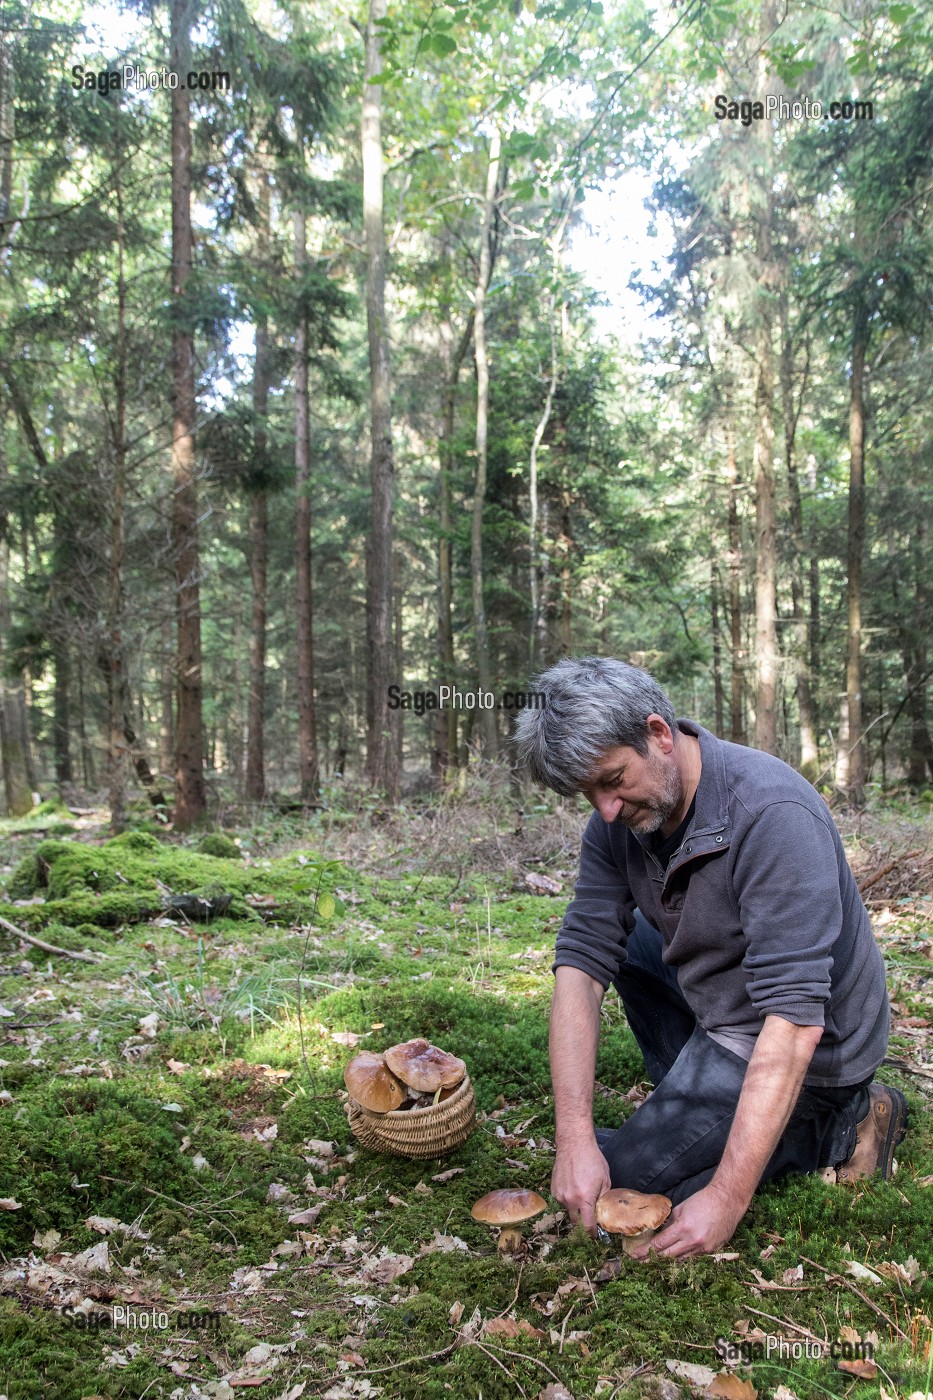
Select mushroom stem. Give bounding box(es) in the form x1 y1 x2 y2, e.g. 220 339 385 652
497 1227 523 1254
621 1228 658 1256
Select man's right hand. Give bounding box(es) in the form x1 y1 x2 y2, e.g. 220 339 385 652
551 1138 611 1236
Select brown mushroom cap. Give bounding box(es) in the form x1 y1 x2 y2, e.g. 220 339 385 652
595 1189 671 1236
384 1038 466 1093
344 1051 406 1113
471 1189 547 1226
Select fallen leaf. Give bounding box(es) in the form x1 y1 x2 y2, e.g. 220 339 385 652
33 1228 61 1251
0 1198 22 1210
138 1012 160 1038
360 1252 413 1284
666 1361 717 1387
166 1058 190 1073
331 1030 367 1047
772 1389 800 1400
431 1168 465 1183
449 1301 464 1326
523 872 563 895
85 1216 121 1235
538 1386 574 1400
706 1375 758 1399
287 1207 323 1226
72 1241 110 1274
846 1261 883 1285
838 1358 878 1379
781 1264 803 1285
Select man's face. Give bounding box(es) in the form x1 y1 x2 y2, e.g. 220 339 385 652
581 741 685 835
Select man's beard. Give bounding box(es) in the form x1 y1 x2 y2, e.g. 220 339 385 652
615 753 684 835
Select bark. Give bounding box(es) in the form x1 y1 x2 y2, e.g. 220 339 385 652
109 132 129 832
559 476 572 653
294 205 319 801
160 616 174 777
530 220 567 666
362 0 398 799
52 640 73 785
835 301 868 803
710 558 725 737
170 0 206 827
470 128 501 756
246 178 271 803
725 417 746 745
0 25 14 261
752 6 778 754
779 297 818 776
433 313 473 786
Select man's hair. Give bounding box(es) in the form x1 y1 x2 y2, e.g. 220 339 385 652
513 656 677 795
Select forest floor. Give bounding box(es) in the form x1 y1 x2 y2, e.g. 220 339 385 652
0 789 931 1400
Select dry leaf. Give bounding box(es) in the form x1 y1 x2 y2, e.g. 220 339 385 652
666 1361 717 1387
166 1058 190 1073
287 1207 323 1226
138 1012 159 1038
538 1386 574 1400
331 1030 367 1047
772 1389 800 1400
846 1261 883 1285
781 1264 803 1285
449 1300 464 1326
431 1168 465 1183
85 1216 121 1235
706 1375 758 1400
0 1198 22 1211
838 1358 878 1379
360 1252 413 1284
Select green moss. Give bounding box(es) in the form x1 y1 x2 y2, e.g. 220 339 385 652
198 832 242 859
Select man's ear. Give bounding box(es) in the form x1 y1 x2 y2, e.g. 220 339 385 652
645 714 675 753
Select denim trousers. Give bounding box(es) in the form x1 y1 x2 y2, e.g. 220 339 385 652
595 911 872 1205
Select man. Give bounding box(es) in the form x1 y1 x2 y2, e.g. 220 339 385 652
513 656 907 1259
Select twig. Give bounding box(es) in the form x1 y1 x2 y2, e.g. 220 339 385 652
858 851 922 896
798 1254 909 1341
743 1305 826 1344
482 1341 563 1385
493 1259 525 1321
473 1338 527 1395
558 1298 576 1352
0 914 103 963
883 1056 933 1081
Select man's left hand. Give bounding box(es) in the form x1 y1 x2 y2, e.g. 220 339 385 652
627 1184 747 1260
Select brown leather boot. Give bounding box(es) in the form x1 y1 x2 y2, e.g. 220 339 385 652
836 1084 908 1184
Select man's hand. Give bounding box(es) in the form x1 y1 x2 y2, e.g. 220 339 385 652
551 1139 611 1237
629 1182 746 1260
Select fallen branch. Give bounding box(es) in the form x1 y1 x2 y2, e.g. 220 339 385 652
0 914 104 964
858 850 922 896
799 1254 909 1341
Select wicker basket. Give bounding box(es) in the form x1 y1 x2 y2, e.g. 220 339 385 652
346 1071 476 1159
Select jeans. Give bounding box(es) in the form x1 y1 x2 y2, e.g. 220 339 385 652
595 911 871 1206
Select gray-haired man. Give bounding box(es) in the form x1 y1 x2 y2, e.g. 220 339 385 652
513 657 907 1259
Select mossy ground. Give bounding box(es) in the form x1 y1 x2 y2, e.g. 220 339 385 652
0 811 930 1400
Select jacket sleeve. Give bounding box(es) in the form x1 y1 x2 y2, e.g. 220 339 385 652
732 801 842 1027
552 812 636 989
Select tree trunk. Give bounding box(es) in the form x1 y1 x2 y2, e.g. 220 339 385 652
711 558 724 737
779 297 818 776
470 127 501 756
835 301 868 804
294 205 319 802
246 181 271 803
433 313 472 786
362 0 398 799
160 616 174 777
752 6 778 754
725 417 746 745
170 0 206 828
53 640 73 785
109 130 129 832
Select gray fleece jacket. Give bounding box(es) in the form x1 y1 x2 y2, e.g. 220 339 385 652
553 720 889 1087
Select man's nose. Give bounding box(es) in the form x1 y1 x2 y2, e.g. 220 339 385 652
595 793 622 823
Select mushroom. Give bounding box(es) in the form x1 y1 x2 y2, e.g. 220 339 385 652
471 1188 547 1254
595 1188 672 1256
384 1038 466 1096
344 1051 407 1113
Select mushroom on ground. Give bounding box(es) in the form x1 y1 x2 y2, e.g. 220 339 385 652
471 1188 547 1254
344 1051 407 1113
595 1188 672 1255
384 1038 466 1095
